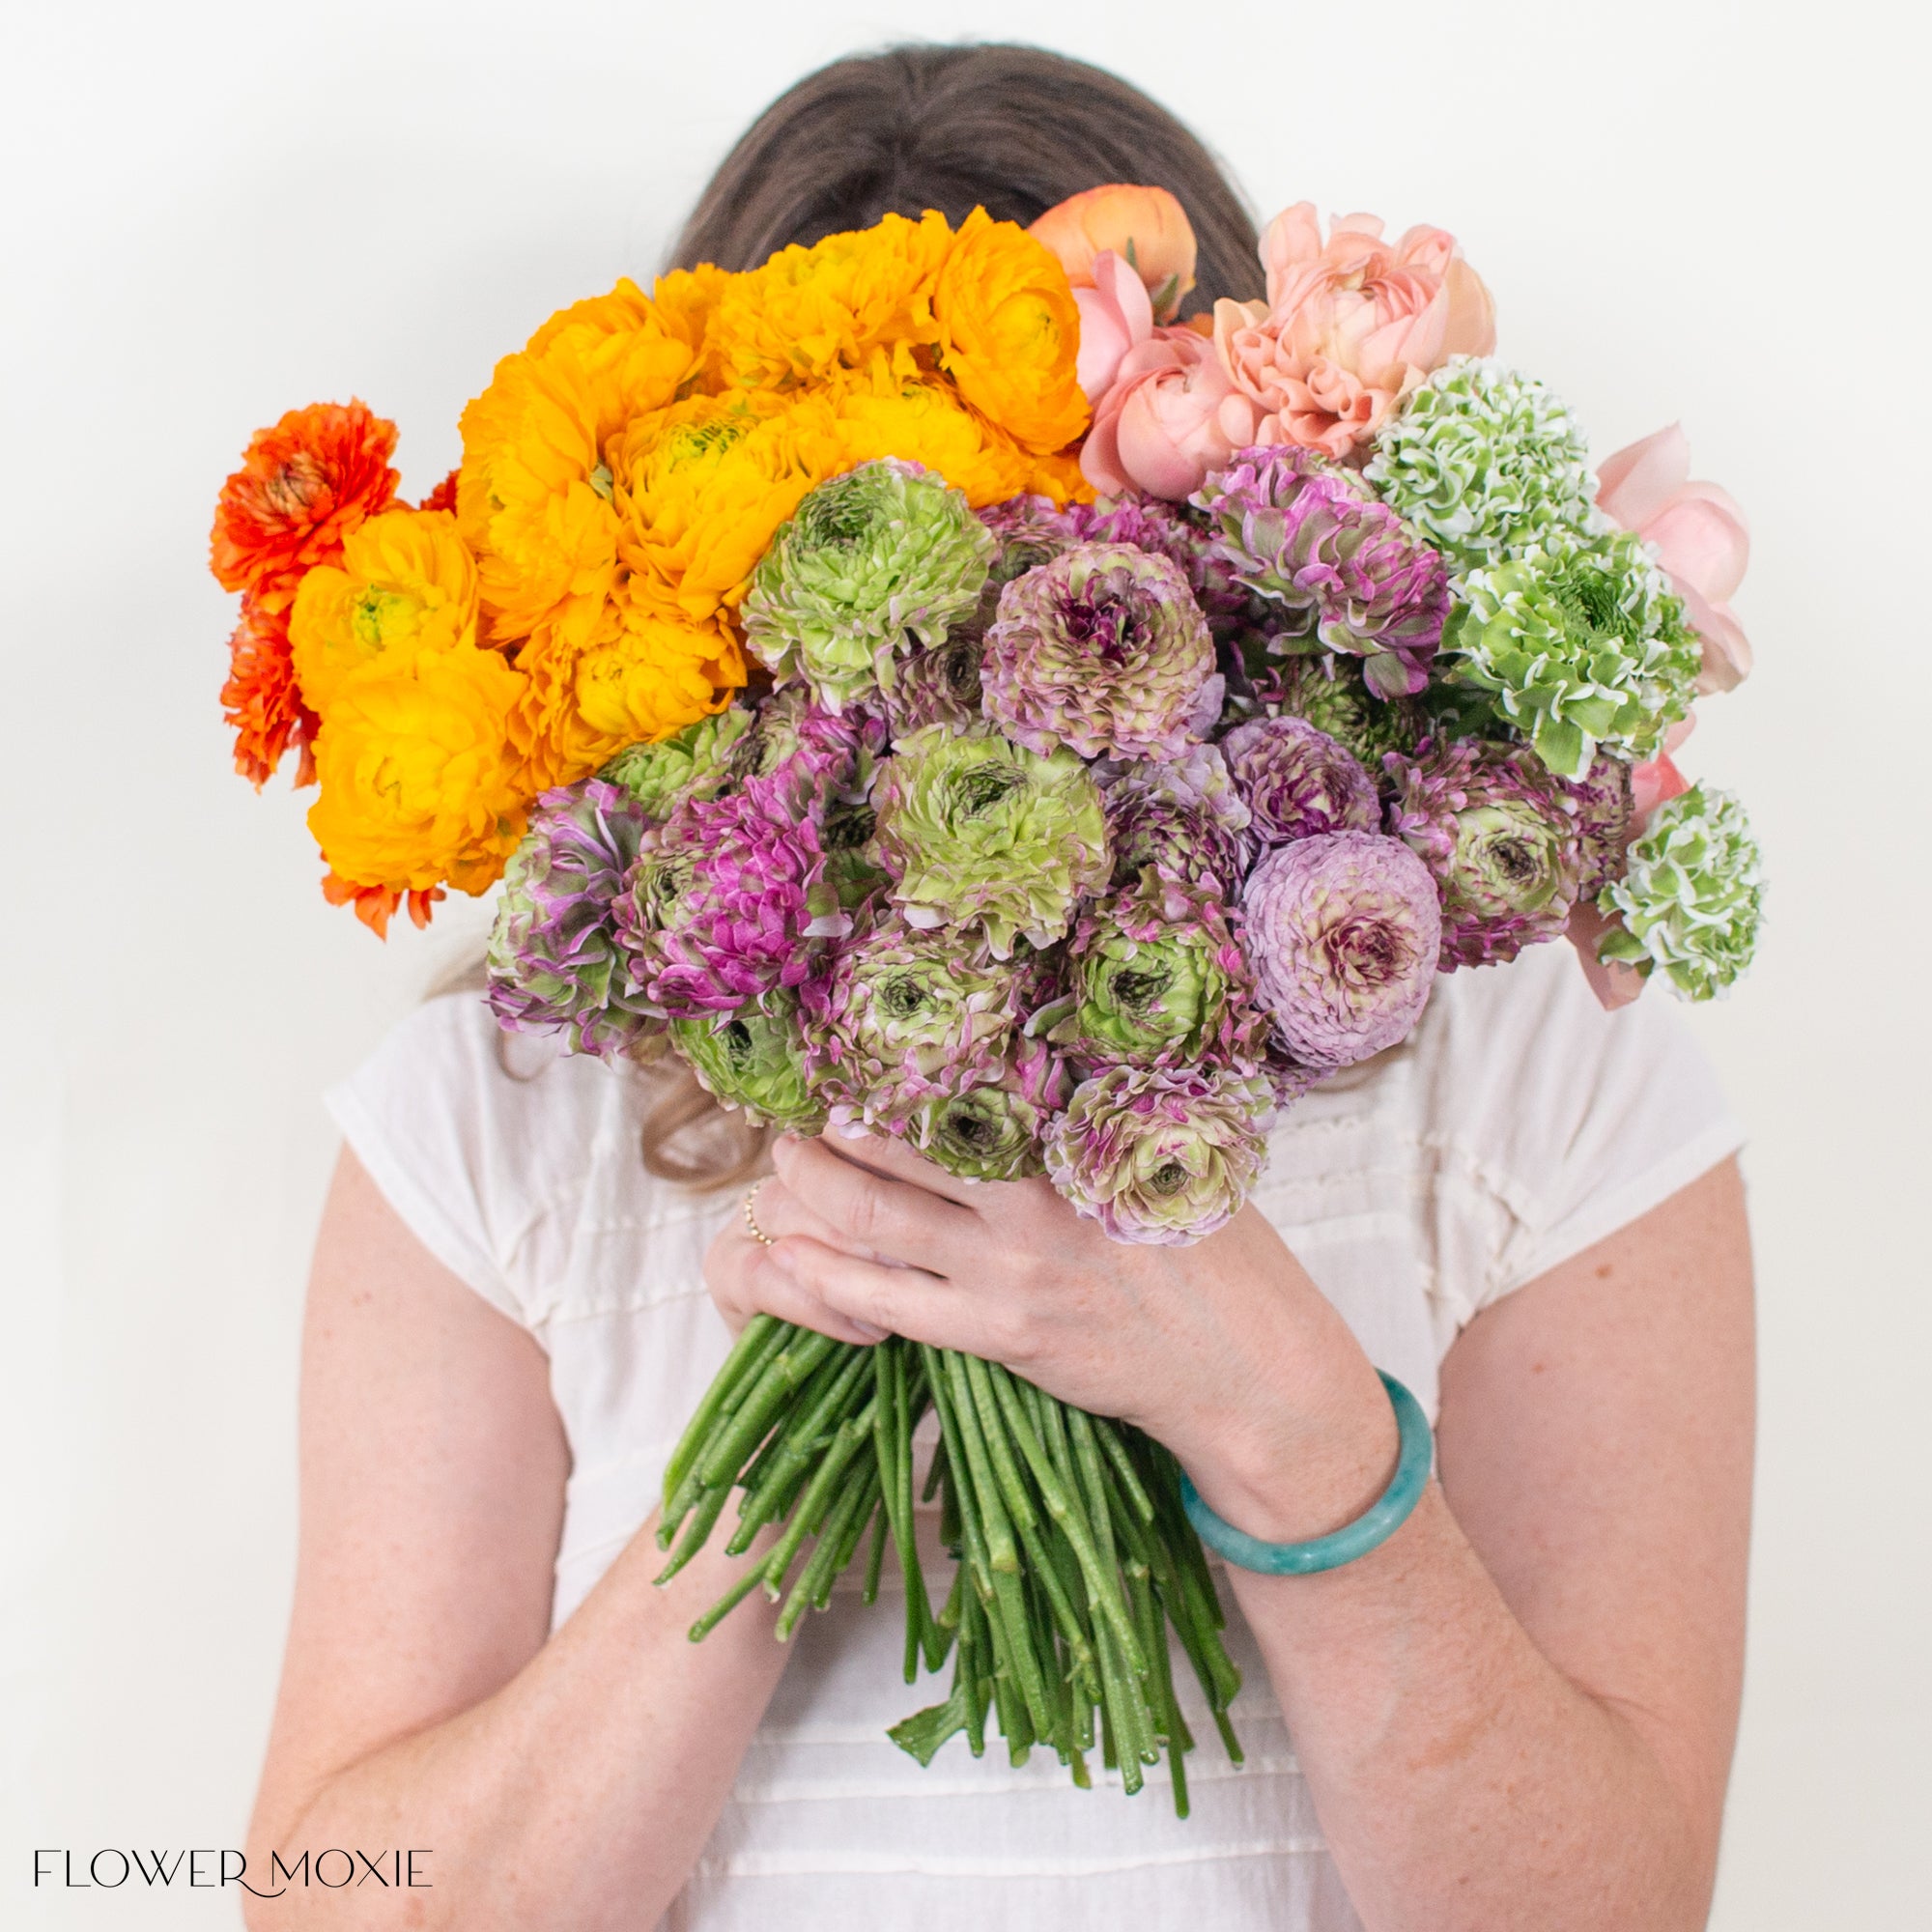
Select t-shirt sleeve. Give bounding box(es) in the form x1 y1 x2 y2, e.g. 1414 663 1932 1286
324 995 573 1325
1423 942 1747 1322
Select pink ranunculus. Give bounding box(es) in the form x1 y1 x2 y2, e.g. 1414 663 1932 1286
1211 204 1495 462
1596 424 1752 695
1072 250 1155 402
1565 898 1648 1011
1081 325 1248 502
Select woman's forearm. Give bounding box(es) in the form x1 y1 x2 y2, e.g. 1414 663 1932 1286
1224 1488 1709 1932
247 1519 788 1931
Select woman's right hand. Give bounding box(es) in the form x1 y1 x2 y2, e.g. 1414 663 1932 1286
702 1160 893 1346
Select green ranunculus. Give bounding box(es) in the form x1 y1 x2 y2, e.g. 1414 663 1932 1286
741 460 993 711
912 1084 1047 1181
870 723 1110 958
599 709 752 821
1596 784 1762 1001
670 995 824 1130
1445 527 1700 780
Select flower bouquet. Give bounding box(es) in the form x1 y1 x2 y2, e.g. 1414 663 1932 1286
210 185 1761 1810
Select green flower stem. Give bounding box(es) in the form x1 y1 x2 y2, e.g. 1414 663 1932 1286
697 1328 844 1492
654 1480 734 1585
988 1364 1146 1677
940 1352 1020 1577
779 1464 880 1639
686 1556 771 1642
962 1354 1039 1537
662 1313 782 1505
862 1493 890 1605
660 1316 792 1539
729 1344 872 1549
1093 1416 1156 1526
756 1396 878 1610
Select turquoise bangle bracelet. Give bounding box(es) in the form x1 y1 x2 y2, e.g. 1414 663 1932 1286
1179 1372 1433 1576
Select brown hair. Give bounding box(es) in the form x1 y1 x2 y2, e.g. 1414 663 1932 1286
668 43 1263 310
635 42 1260 1190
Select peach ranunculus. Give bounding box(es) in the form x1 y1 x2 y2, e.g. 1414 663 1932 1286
1081 323 1246 501
1596 425 1752 695
1029 184 1198 324
1210 204 1495 461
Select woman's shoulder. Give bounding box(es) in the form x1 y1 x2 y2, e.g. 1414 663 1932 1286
324 993 721 1329
1397 939 1745 1313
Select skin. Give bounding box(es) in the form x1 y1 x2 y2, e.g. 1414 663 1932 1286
246 1135 1751 1930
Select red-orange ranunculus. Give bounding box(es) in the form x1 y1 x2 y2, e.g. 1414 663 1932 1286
220 594 319 788
210 400 401 611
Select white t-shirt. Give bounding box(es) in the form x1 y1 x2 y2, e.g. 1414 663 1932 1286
327 939 1743 1932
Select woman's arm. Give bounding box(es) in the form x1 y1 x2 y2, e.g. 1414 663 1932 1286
245 1149 791 1930
720 1134 1751 1932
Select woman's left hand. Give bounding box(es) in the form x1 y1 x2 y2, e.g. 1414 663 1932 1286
752 1131 1402 1543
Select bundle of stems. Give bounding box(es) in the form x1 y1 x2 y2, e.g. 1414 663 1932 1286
658 1314 1244 1812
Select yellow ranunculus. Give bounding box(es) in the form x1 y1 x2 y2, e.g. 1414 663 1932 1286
707 212 952 392
456 283 698 648
611 389 845 624
306 644 531 895
934 208 1090 455
513 603 746 787
288 507 478 712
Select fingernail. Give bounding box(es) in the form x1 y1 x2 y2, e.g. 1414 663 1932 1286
851 1320 889 1343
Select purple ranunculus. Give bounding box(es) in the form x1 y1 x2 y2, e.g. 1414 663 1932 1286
1096 742 1252 895
1220 715 1380 846
1240 830 1441 1066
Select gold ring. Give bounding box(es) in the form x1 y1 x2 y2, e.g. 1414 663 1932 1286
742 1179 776 1247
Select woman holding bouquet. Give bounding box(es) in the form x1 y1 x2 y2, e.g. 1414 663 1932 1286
243 44 1753 1932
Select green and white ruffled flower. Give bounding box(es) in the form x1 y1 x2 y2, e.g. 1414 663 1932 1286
1364 358 1597 578
1444 527 1700 780
741 460 993 711
599 710 752 822
1596 784 1763 1001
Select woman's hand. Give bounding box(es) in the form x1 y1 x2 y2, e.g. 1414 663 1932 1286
702 1130 1401 1543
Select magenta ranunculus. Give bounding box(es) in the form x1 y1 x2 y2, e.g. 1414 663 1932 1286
630 774 851 1018
1240 830 1440 1066
1194 445 1449 698
1219 715 1379 846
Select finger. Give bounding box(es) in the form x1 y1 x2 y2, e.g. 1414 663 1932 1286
772 1135 976 1273
708 1222 887 1346
739 1176 881 1260
813 1128 987 1208
772 1236 1022 1363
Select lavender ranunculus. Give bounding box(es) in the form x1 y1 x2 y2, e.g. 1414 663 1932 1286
1240 831 1441 1067
981 543 1215 762
1043 1064 1277 1246
1220 715 1380 846
1096 742 1252 895
800 918 1016 1131
1062 495 1248 633
1385 737 1582 969
1194 446 1449 698
627 775 849 1018
884 633 986 738
487 779 660 1057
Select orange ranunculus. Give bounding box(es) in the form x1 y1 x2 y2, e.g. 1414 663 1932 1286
1029 184 1198 323
210 400 400 611
305 644 531 897
221 594 319 789
515 604 746 786
320 873 445 939
707 213 952 393
456 284 699 647
934 209 1090 455
289 507 479 713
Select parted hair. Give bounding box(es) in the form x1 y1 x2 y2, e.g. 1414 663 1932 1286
625 43 1261 1188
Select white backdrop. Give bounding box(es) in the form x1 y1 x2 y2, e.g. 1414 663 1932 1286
5 1 1926 1924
